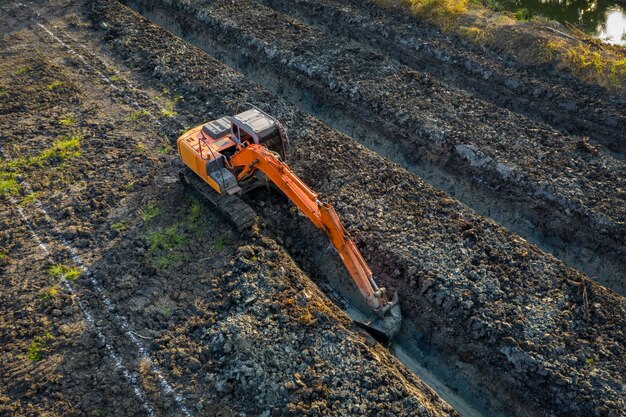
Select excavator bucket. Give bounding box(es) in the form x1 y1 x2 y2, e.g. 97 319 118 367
356 292 402 344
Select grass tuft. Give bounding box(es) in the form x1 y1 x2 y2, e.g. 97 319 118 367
27 333 53 362
141 203 160 222
15 66 29 75
129 109 151 121
38 286 59 302
49 263 82 281
58 115 76 126
46 80 64 91
0 172 20 196
113 221 128 232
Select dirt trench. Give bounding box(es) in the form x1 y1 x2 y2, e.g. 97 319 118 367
0 2 462 416
88 1 626 417
124 0 626 296
257 0 626 153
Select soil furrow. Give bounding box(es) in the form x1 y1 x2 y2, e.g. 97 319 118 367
90 1 625 417
256 0 626 154
125 0 626 295
1 2 465 416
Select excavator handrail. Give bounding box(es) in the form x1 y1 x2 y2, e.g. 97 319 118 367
229 143 391 311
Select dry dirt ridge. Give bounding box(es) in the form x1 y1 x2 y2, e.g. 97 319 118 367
92 1 624 416
126 0 626 296
0 1 460 416
0 0 624 417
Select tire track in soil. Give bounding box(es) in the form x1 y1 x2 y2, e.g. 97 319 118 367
1 155 157 417
0 16 199 417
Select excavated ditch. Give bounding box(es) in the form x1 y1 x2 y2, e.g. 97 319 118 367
124 0 626 296
257 0 626 155
92 2 625 417
0 4 462 415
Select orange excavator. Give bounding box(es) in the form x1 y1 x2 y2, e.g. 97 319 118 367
177 107 401 339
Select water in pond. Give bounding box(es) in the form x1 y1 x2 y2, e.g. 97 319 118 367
503 0 626 45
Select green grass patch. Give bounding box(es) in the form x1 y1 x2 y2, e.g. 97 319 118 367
146 226 185 270
46 80 64 91
27 333 53 362
0 171 20 196
514 8 531 21
123 180 136 191
28 132 83 167
153 253 182 270
58 115 76 126
141 203 160 223
49 263 82 281
15 66 29 75
129 109 151 121
0 85 6 98
160 108 177 118
214 236 226 251
110 75 121 82
19 191 40 206
38 286 59 302
148 226 184 253
113 221 128 232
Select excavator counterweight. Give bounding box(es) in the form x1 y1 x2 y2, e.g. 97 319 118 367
177 107 401 340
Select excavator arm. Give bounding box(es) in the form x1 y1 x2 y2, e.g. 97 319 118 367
229 143 394 314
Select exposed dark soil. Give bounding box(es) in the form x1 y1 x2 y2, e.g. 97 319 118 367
1 1 624 417
127 0 626 295
85 1 625 417
0 3 460 416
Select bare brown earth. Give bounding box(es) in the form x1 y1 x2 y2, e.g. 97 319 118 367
1 1 625 417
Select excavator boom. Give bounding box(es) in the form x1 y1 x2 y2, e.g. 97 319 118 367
230 144 401 337
177 109 401 340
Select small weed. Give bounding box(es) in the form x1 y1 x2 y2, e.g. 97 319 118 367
515 8 531 21
158 144 171 154
141 203 160 222
38 286 59 302
187 200 204 225
27 333 53 362
49 263 82 281
147 226 184 270
0 86 6 98
110 75 121 82
129 109 151 121
0 172 20 196
46 80 64 91
148 226 184 252
585 357 594 366
124 180 136 191
135 143 146 154
214 237 225 251
58 115 76 126
160 306 172 318
15 66 29 75
19 191 40 206
28 132 82 167
160 108 177 118
113 221 128 232
0 248 9 262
